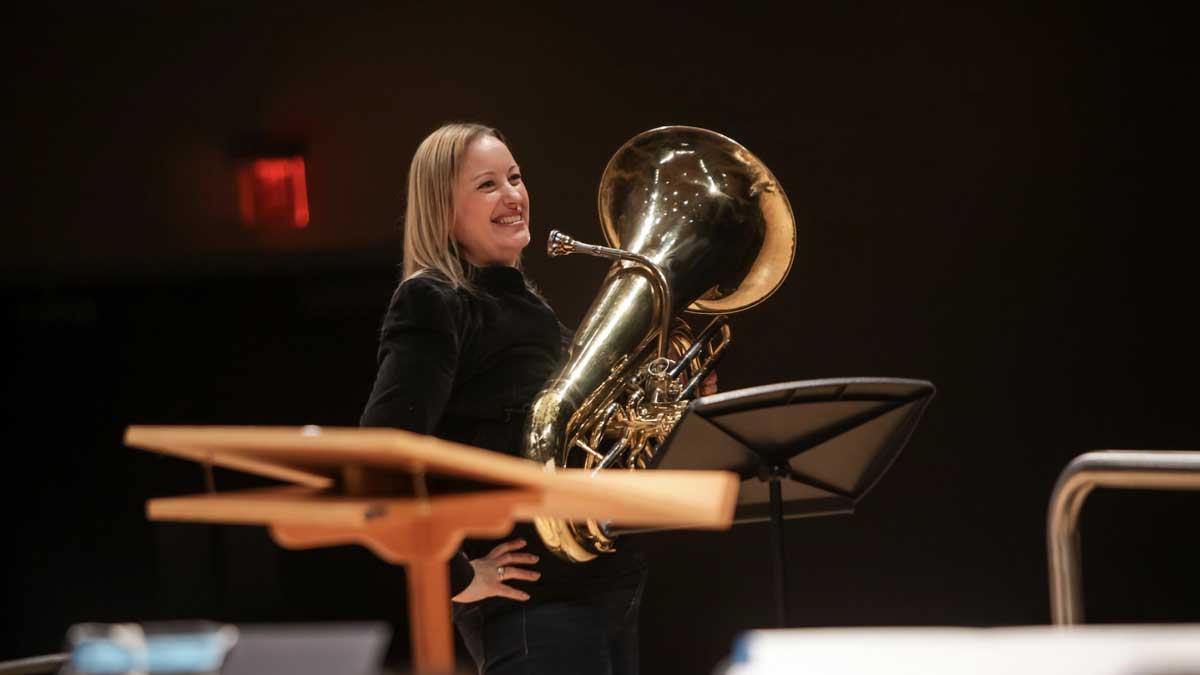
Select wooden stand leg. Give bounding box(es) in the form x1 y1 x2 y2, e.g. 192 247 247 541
271 490 546 673
406 557 454 674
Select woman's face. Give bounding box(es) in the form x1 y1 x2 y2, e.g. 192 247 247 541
452 135 530 267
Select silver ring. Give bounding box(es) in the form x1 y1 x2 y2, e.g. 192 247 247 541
496 566 505 578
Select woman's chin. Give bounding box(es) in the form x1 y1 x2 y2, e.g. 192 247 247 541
505 228 531 253
487 235 530 267
469 230 530 267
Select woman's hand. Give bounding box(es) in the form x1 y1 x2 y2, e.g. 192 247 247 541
451 538 540 604
699 371 719 396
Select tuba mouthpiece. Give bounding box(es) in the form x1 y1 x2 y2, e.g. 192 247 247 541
547 230 576 257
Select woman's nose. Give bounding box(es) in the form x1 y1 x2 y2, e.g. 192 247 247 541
502 183 523 207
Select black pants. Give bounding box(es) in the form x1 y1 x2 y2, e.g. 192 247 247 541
453 580 644 675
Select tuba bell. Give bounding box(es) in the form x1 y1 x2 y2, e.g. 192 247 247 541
522 126 796 562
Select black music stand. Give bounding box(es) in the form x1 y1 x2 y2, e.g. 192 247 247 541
650 377 935 627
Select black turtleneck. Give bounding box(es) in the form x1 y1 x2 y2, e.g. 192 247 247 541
361 266 562 444
360 266 646 617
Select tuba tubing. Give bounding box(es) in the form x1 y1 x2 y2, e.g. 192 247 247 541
522 126 797 562
524 269 667 562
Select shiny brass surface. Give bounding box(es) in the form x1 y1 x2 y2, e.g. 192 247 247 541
523 126 797 562
546 229 674 360
599 125 796 314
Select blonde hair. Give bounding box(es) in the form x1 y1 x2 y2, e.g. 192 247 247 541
401 122 517 288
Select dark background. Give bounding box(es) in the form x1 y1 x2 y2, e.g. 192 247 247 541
4 4 1196 673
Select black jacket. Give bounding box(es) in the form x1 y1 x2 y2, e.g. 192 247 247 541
360 266 645 616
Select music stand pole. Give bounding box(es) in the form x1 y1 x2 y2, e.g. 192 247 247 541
768 470 789 627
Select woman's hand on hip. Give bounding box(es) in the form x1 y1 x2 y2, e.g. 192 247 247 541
451 538 540 603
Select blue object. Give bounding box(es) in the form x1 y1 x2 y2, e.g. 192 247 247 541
72 640 138 674
69 623 237 674
730 634 751 664
145 634 230 672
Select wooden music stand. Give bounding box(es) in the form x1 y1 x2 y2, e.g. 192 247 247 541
124 425 738 675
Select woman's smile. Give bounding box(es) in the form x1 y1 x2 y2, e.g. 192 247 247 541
493 210 525 226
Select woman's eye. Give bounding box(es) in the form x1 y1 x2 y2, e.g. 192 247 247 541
509 174 522 184
478 180 495 189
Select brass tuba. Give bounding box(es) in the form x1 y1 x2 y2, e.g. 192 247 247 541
522 126 796 562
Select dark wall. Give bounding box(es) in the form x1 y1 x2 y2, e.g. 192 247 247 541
4 4 1195 673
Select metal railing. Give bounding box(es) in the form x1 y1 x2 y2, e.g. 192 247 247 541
1047 450 1200 624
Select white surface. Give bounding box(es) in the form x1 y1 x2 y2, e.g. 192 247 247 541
725 625 1200 675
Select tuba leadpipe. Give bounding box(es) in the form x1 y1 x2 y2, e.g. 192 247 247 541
547 230 675 361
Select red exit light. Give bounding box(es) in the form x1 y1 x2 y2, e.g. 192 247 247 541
237 156 309 229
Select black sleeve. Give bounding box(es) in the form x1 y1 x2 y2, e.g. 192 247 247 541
359 277 477 596
449 551 475 599
359 277 465 433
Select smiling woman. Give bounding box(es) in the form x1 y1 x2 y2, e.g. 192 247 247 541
359 123 649 675
399 125 533 289
452 134 531 267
